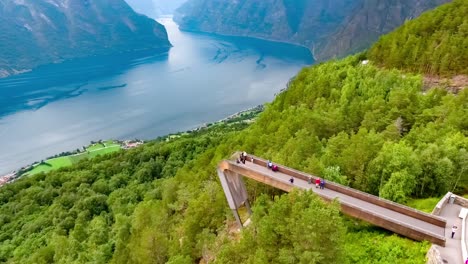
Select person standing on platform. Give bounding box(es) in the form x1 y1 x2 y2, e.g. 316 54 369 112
451 224 457 238
289 177 294 184
320 178 326 189
239 153 245 164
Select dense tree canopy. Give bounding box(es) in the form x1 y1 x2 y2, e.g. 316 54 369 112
368 0 468 76
244 55 467 201
215 191 347 264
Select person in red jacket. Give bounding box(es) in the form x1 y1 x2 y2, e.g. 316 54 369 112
315 178 320 188
272 165 279 172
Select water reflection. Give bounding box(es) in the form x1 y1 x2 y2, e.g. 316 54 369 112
0 49 169 117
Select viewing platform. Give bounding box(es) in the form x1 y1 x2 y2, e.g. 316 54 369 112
217 152 447 246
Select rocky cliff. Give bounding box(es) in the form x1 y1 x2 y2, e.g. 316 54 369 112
174 0 451 61
0 0 171 78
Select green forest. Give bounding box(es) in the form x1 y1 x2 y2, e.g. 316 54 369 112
1 1 467 263
368 0 468 76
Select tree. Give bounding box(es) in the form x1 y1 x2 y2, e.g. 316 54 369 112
380 170 415 203
322 166 348 186
366 142 421 199
215 191 346 264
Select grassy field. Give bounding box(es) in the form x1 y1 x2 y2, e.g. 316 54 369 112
26 141 122 176
26 157 74 175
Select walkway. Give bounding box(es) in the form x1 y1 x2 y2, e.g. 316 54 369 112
437 203 465 263
218 154 447 246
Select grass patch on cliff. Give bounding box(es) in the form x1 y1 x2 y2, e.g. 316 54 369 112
405 197 441 213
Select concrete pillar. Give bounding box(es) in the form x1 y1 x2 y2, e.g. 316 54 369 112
217 166 250 229
217 168 237 210
232 209 243 228
245 200 253 215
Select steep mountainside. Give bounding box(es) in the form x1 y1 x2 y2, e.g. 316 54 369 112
0 0 171 78
174 0 450 61
369 0 467 77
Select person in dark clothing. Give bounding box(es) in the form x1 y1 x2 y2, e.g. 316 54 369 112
451 225 457 238
289 177 294 184
242 151 247 163
320 179 326 189
239 152 246 164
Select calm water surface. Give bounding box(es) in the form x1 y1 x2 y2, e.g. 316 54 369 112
0 18 312 174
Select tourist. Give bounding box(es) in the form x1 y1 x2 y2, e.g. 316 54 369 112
267 160 273 169
315 178 320 188
465 257 468 264
272 165 279 172
451 224 457 238
289 177 294 184
307 177 312 184
239 151 248 164
320 178 326 189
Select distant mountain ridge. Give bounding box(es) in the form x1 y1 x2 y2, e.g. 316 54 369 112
125 0 187 18
174 0 451 61
0 0 171 78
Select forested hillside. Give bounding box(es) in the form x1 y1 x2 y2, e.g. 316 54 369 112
0 0 171 78
0 54 466 263
369 0 468 76
1 1 467 262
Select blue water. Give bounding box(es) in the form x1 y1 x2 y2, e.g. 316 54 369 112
0 18 312 174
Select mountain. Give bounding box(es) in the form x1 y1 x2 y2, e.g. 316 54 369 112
153 0 187 17
368 0 467 77
0 0 171 78
174 0 451 61
125 0 187 18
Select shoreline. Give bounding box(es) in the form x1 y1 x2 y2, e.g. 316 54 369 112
0 105 264 185
174 27 315 63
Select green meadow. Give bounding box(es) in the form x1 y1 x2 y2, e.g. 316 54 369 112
26 141 122 176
